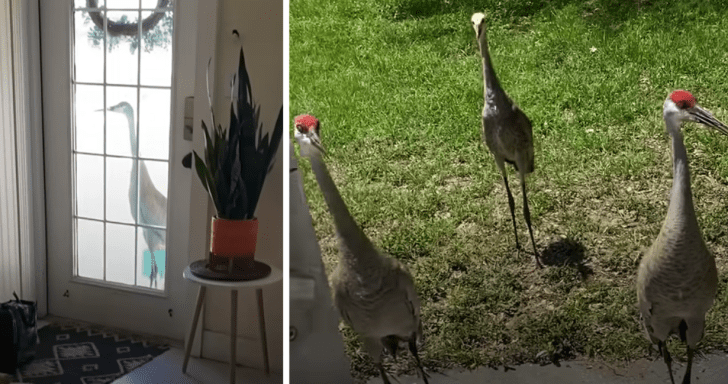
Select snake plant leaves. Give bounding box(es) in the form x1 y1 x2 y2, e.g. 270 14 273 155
192 46 283 220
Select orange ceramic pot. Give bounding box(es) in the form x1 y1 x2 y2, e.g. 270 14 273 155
209 217 258 271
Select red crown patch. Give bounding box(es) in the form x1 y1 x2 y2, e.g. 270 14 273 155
669 90 696 109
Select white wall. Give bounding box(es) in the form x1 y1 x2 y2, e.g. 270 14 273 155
188 0 283 373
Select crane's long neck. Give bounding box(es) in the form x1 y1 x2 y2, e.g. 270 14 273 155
124 110 139 222
307 150 381 269
478 33 504 104
665 127 698 229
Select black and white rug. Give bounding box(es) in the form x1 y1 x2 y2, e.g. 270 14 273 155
17 323 169 384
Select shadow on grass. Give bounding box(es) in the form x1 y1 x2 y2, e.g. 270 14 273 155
539 237 593 279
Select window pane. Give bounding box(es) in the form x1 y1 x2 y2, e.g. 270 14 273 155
140 10 173 86
77 219 104 279
74 11 104 83
137 226 165 289
106 11 139 85
106 157 135 224
107 0 140 8
75 0 105 9
106 223 136 285
141 0 173 9
75 84 104 154
139 88 170 159
76 154 104 220
106 86 137 157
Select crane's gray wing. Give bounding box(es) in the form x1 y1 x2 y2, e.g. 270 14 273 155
138 162 167 226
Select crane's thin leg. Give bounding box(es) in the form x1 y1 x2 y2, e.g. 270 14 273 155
364 338 391 384
381 335 399 361
500 170 520 252
682 346 693 384
408 333 429 384
150 251 157 288
520 172 542 268
659 341 676 384
377 362 392 384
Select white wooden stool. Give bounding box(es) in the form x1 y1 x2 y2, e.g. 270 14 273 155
182 263 282 384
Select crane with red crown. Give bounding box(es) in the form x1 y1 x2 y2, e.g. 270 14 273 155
294 114 429 384
637 90 728 384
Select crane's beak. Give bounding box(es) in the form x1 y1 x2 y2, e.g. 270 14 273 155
294 127 326 155
689 105 728 136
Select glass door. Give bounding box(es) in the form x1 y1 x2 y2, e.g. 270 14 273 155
42 0 194 339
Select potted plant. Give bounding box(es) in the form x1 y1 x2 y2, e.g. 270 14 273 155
192 46 283 274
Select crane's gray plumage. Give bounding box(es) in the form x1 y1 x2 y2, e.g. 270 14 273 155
108 101 167 288
471 12 541 267
637 90 725 384
294 115 428 384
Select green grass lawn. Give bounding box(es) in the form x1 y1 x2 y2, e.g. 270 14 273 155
290 0 728 381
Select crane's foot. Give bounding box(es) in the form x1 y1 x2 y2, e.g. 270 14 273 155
659 341 676 384
682 346 693 384
408 336 429 384
378 362 392 384
524 253 544 274
534 252 544 269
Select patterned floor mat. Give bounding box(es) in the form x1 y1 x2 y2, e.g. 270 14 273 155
17 323 169 384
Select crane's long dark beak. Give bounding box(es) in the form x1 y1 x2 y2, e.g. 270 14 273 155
690 106 728 136
294 127 326 154
306 132 326 154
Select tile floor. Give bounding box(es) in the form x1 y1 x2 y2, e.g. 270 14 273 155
112 348 282 384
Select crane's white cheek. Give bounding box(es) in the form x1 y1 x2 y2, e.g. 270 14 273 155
295 134 316 156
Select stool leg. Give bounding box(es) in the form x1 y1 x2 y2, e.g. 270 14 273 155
183 285 206 374
230 289 238 384
256 288 269 375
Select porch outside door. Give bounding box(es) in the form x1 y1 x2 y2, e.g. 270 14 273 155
41 0 198 340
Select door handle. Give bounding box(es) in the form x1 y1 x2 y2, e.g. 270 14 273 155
182 152 192 168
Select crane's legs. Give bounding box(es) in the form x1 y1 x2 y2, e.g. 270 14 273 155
659 341 676 384
682 346 693 384
382 335 399 361
500 172 521 252
408 333 429 384
149 251 158 288
520 172 542 268
365 338 392 384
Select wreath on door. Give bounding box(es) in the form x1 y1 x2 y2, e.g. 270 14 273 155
86 0 170 37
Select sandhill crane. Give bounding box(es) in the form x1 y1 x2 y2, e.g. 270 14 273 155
637 90 727 384
294 114 429 384
471 12 542 267
106 102 167 288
